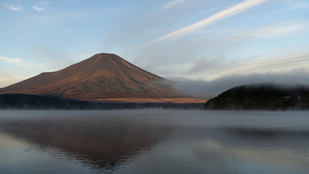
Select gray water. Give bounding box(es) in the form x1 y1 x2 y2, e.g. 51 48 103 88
0 110 308 174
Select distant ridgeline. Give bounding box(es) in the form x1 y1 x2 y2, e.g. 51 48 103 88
204 84 309 110
0 94 203 110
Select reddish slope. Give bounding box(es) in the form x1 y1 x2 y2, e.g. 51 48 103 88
0 53 185 99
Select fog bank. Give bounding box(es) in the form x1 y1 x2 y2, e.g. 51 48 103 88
172 70 309 98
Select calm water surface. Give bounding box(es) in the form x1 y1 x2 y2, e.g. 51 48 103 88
0 110 308 174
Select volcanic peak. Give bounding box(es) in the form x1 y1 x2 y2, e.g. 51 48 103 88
0 53 182 99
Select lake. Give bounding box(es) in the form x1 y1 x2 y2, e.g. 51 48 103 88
0 110 309 174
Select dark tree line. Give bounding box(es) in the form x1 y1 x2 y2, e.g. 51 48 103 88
205 84 309 110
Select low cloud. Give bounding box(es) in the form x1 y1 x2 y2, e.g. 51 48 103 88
172 69 309 98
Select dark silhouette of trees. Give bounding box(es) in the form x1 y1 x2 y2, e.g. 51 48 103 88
205 84 309 110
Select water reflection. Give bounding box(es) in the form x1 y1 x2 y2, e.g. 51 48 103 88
204 127 309 166
0 116 174 173
225 126 309 138
0 110 309 174
118 126 309 174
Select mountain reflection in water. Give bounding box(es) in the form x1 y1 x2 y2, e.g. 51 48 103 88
0 116 174 172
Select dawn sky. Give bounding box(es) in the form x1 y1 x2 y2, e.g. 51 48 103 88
1 0 309 92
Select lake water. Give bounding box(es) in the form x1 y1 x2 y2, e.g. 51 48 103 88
0 110 309 174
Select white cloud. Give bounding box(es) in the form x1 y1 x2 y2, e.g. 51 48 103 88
169 51 309 82
211 52 309 78
0 56 39 69
138 0 268 48
231 21 304 40
32 1 51 12
159 0 186 13
0 56 25 64
5 4 24 11
33 5 45 11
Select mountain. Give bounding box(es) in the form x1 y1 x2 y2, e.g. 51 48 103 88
204 83 309 110
0 53 186 100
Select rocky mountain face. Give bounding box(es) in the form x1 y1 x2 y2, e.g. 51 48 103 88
0 53 184 99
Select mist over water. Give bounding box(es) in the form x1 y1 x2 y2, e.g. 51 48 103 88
0 110 309 174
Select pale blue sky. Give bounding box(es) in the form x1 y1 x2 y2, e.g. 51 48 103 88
1 0 309 89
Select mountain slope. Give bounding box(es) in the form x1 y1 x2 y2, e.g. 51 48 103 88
0 53 184 99
204 83 309 110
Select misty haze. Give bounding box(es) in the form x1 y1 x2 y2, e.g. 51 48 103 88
1 110 309 174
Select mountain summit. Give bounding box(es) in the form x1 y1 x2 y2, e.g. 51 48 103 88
0 53 184 99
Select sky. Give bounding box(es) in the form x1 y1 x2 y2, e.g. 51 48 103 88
1 0 309 97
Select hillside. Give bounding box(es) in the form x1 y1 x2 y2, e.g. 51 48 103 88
204 84 309 110
0 53 187 100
